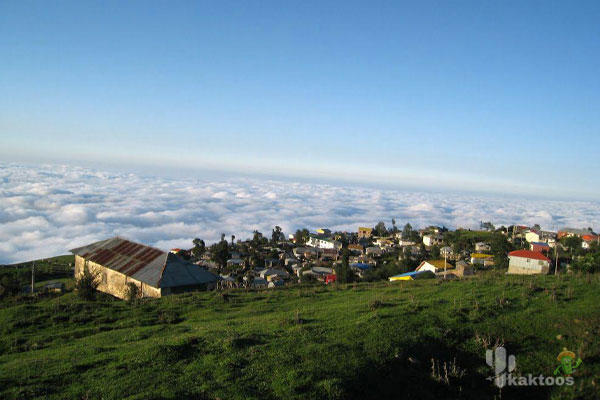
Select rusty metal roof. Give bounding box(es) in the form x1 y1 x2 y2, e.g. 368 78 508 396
70 237 218 288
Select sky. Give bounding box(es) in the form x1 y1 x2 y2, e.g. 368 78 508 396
1 0 600 198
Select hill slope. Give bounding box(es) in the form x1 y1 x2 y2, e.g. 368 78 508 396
0 272 598 399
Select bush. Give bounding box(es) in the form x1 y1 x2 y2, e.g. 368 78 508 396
75 268 99 300
0 275 21 298
125 282 140 303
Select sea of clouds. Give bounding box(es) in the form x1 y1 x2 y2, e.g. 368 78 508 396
1 162 599 264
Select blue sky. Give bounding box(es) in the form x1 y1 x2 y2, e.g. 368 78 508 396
1 0 599 198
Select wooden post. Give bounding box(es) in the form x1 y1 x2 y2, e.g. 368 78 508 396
31 262 35 294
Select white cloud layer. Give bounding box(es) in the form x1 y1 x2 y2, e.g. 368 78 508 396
1 163 599 264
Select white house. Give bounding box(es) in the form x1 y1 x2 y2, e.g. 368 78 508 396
507 250 550 275
375 238 394 248
366 246 383 256
423 234 443 247
415 259 453 274
307 235 342 250
475 242 491 252
259 268 290 281
524 231 541 244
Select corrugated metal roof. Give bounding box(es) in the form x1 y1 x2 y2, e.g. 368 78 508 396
508 250 551 262
391 270 427 278
70 237 218 288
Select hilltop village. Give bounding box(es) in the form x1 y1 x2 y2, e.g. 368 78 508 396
65 222 600 300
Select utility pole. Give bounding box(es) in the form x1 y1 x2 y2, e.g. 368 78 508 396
555 243 559 276
31 262 35 294
444 253 447 280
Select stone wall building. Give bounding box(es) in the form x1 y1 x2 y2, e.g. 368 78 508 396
71 237 219 299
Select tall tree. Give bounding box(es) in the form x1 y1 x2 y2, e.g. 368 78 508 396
335 249 353 283
272 226 283 245
192 238 206 259
490 233 514 269
374 221 386 237
561 236 583 258
402 223 412 239
211 239 230 274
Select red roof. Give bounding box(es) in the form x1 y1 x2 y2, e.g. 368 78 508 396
509 250 551 262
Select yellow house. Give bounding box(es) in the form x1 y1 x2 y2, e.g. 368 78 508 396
358 227 373 239
470 253 494 265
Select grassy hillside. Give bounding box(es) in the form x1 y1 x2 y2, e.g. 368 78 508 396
0 255 74 292
0 272 599 399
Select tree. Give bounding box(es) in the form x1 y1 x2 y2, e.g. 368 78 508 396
192 238 206 259
573 242 600 273
402 223 412 239
251 231 263 249
125 282 140 303
490 233 514 269
272 226 283 245
75 267 100 300
430 245 441 259
231 235 235 247
0 274 20 298
561 236 583 258
532 224 541 232
211 239 230 273
294 229 310 245
335 249 354 283
391 219 398 234
482 221 495 231
374 221 386 237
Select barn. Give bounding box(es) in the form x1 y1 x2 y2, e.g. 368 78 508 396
70 237 219 299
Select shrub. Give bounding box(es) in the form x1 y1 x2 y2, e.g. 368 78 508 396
125 282 140 303
75 268 99 300
0 275 21 298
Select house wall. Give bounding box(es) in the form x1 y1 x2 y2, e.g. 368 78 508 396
358 228 372 238
74 255 162 299
525 232 541 243
307 237 341 250
417 262 438 273
475 243 491 252
507 256 549 275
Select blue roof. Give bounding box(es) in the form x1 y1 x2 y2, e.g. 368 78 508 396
350 262 372 270
531 241 549 246
390 270 427 278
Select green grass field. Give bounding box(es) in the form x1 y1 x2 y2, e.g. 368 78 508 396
1 270 599 399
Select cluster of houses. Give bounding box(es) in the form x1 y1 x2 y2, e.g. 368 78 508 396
69 224 598 300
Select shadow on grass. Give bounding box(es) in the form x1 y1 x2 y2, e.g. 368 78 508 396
344 339 553 400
